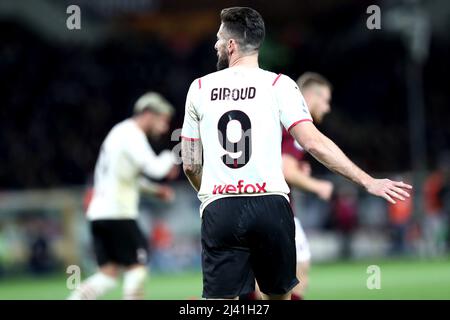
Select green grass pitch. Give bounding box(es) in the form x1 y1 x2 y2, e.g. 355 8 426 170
0 258 449 299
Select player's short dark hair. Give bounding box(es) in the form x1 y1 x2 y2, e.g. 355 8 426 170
297 72 333 92
220 7 265 53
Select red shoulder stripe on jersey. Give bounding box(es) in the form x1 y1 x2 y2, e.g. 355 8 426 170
181 135 200 141
288 119 313 132
198 78 202 89
272 73 282 86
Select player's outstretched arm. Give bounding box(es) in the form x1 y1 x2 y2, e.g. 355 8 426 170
290 121 412 204
282 154 334 201
181 138 203 192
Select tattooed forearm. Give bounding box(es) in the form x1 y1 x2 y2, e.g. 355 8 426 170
181 139 203 191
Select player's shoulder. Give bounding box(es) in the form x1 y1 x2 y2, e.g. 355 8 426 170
194 68 290 88
194 69 229 86
189 69 226 89
109 119 139 139
243 68 299 90
186 70 232 95
268 72 298 89
112 119 132 131
254 68 283 85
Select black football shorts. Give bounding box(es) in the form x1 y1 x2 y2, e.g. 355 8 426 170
201 194 298 299
90 219 149 267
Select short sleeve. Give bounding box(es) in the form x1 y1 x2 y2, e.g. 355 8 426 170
181 79 201 140
274 75 313 131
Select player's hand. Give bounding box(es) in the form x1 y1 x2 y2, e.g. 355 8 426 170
298 161 312 176
316 180 334 201
156 185 175 202
366 178 412 204
166 165 180 181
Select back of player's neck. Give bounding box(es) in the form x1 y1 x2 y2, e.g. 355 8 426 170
229 54 259 69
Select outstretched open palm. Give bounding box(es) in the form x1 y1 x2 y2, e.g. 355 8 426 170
366 179 412 204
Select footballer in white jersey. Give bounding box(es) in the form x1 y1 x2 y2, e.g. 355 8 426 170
181 7 412 300
182 65 312 299
182 66 313 215
68 92 178 300
87 118 175 220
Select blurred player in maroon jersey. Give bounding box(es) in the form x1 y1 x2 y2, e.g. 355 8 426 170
244 72 334 300
282 72 334 299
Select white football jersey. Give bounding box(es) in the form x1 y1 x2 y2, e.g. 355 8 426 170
181 66 313 215
87 119 175 220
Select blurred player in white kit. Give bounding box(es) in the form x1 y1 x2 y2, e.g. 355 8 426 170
68 92 178 300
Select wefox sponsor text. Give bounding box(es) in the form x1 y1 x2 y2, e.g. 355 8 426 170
212 179 267 194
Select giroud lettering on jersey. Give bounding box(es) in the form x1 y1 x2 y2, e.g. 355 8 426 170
211 87 256 101
212 179 267 194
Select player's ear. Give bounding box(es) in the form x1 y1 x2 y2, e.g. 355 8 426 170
227 39 235 53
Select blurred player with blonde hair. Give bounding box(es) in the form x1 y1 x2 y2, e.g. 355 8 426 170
68 92 178 300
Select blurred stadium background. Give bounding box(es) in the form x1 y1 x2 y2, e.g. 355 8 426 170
0 0 449 299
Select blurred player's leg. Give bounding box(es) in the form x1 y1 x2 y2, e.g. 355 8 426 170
119 220 150 300
67 264 119 300
123 264 147 300
292 217 311 300
292 261 310 299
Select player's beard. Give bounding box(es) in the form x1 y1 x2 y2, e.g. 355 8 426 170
216 52 229 71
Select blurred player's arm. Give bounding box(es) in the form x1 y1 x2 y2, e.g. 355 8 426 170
139 177 159 194
138 178 175 202
290 121 412 204
181 138 202 192
282 154 333 201
141 149 177 180
125 131 178 180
